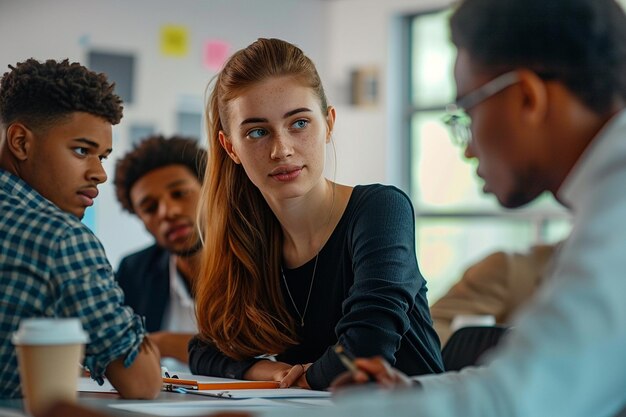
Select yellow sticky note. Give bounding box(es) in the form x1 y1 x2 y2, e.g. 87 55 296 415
161 25 188 57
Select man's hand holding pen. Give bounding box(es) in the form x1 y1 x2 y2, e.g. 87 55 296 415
331 345 414 390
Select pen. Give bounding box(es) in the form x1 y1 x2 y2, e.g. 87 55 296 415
169 386 235 399
333 344 379 385
333 344 358 372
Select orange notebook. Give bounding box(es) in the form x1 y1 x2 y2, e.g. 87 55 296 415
162 377 280 391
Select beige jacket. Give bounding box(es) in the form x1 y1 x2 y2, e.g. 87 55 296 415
431 243 558 345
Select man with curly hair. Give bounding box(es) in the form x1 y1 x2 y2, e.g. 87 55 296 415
114 135 206 370
0 58 161 399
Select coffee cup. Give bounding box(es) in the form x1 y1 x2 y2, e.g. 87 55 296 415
12 318 89 417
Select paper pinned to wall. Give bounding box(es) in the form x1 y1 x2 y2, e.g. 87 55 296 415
161 25 189 57
203 39 231 71
78 34 90 47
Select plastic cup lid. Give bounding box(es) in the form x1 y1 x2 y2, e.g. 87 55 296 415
11 318 89 346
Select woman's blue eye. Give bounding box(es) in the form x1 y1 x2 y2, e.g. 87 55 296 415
73 147 88 156
247 128 267 139
292 120 308 129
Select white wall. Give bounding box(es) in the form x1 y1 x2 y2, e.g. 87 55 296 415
0 0 453 267
0 0 331 267
325 0 451 188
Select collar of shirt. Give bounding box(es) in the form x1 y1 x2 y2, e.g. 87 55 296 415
558 109 626 211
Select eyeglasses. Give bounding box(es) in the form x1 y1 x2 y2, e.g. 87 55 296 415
443 71 521 147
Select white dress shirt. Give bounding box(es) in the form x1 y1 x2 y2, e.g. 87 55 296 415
161 256 197 372
265 111 626 417
161 256 197 333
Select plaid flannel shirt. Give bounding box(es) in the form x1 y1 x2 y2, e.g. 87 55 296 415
0 169 146 398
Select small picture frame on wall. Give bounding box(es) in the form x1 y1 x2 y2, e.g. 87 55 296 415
350 67 379 107
88 50 135 104
129 124 155 146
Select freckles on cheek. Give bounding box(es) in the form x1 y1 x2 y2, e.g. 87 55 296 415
238 162 261 188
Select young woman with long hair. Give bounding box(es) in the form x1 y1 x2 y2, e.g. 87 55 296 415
189 37 443 390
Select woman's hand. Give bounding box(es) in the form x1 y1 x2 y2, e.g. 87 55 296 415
279 363 311 389
148 331 194 363
243 360 312 388
330 356 413 390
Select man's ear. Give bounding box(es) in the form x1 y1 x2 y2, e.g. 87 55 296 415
5 123 33 161
517 70 548 126
218 131 241 164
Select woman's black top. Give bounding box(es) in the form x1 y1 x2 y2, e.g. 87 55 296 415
189 184 444 389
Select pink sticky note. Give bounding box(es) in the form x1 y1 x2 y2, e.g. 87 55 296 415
203 40 231 71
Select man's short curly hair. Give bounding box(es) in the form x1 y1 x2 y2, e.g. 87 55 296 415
0 58 123 131
114 135 207 213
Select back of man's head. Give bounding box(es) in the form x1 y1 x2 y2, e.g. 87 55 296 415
114 135 206 214
0 58 123 132
450 0 626 115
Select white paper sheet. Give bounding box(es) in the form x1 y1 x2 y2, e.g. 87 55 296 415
282 398 335 407
77 377 117 393
108 398 294 416
189 388 331 399
0 408 27 417
166 372 234 382
166 373 331 399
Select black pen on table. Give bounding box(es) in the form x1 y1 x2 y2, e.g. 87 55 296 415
333 344 359 373
334 343 378 384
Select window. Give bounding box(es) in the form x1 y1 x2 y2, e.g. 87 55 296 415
405 9 570 302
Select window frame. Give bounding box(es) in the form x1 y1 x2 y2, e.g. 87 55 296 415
400 8 571 301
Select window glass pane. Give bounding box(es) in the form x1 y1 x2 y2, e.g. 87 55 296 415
411 111 498 211
542 217 572 242
410 111 568 214
417 218 567 304
411 9 456 109
407 10 572 309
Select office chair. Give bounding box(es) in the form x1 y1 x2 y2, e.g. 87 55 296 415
441 325 509 371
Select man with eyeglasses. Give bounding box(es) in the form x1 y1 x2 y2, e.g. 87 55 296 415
253 1 626 417
443 72 520 149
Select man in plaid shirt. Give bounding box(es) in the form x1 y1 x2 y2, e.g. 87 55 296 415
0 59 161 399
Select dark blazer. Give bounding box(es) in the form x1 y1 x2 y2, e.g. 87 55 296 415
116 244 170 332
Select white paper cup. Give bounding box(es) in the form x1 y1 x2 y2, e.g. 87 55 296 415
12 318 89 417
